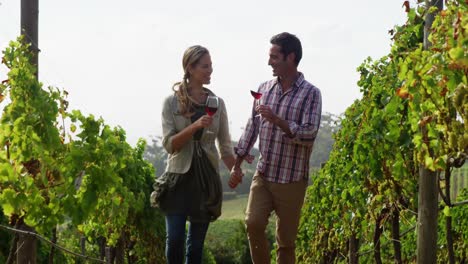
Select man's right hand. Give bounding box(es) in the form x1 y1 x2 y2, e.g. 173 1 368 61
229 166 243 189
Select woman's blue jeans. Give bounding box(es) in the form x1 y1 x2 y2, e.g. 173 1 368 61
165 214 209 264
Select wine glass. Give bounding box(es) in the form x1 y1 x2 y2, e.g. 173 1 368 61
250 90 262 117
205 95 219 134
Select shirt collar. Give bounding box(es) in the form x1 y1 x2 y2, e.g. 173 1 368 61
295 72 305 88
274 72 305 93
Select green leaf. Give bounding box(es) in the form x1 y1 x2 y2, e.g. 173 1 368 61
399 62 408 80
443 206 451 217
424 155 435 171
0 189 18 215
2 203 14 216
449 47 464 60
112 196 121 206
375 195 383 202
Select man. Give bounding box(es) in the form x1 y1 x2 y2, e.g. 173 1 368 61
229 32 322 264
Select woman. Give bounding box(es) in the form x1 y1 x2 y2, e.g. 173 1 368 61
158 45 236 264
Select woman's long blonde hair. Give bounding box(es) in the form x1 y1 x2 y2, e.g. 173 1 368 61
172 45 209 115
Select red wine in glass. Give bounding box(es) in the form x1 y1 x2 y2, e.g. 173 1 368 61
250 90 262 117
205 106 218 116
250 90 262 100
205 95 219 134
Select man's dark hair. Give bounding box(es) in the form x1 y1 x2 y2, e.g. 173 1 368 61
270 32 302 66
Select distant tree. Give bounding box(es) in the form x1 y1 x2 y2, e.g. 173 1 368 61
143 136 167 177
310 112 340 169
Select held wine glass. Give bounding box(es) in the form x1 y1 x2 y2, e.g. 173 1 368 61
205 95 219 134
250 90 262 117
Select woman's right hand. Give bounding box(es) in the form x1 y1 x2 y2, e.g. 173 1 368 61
193 114 213 130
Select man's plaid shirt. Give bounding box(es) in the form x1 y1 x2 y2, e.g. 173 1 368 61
235 73 322 184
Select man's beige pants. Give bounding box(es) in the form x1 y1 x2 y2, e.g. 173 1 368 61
245 174 308 264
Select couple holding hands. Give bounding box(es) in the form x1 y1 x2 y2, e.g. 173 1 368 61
156 32 322 264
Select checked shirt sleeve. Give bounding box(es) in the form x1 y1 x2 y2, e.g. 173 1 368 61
282 88 322 146
235 105 260 162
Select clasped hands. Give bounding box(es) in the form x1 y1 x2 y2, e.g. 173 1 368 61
229 166 244 189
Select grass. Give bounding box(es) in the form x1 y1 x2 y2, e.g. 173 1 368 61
219 193 276 231
220 194 249 220
220 194 277 226
211 194 277 263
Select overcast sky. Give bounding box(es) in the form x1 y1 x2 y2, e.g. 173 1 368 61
0 0 416 146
